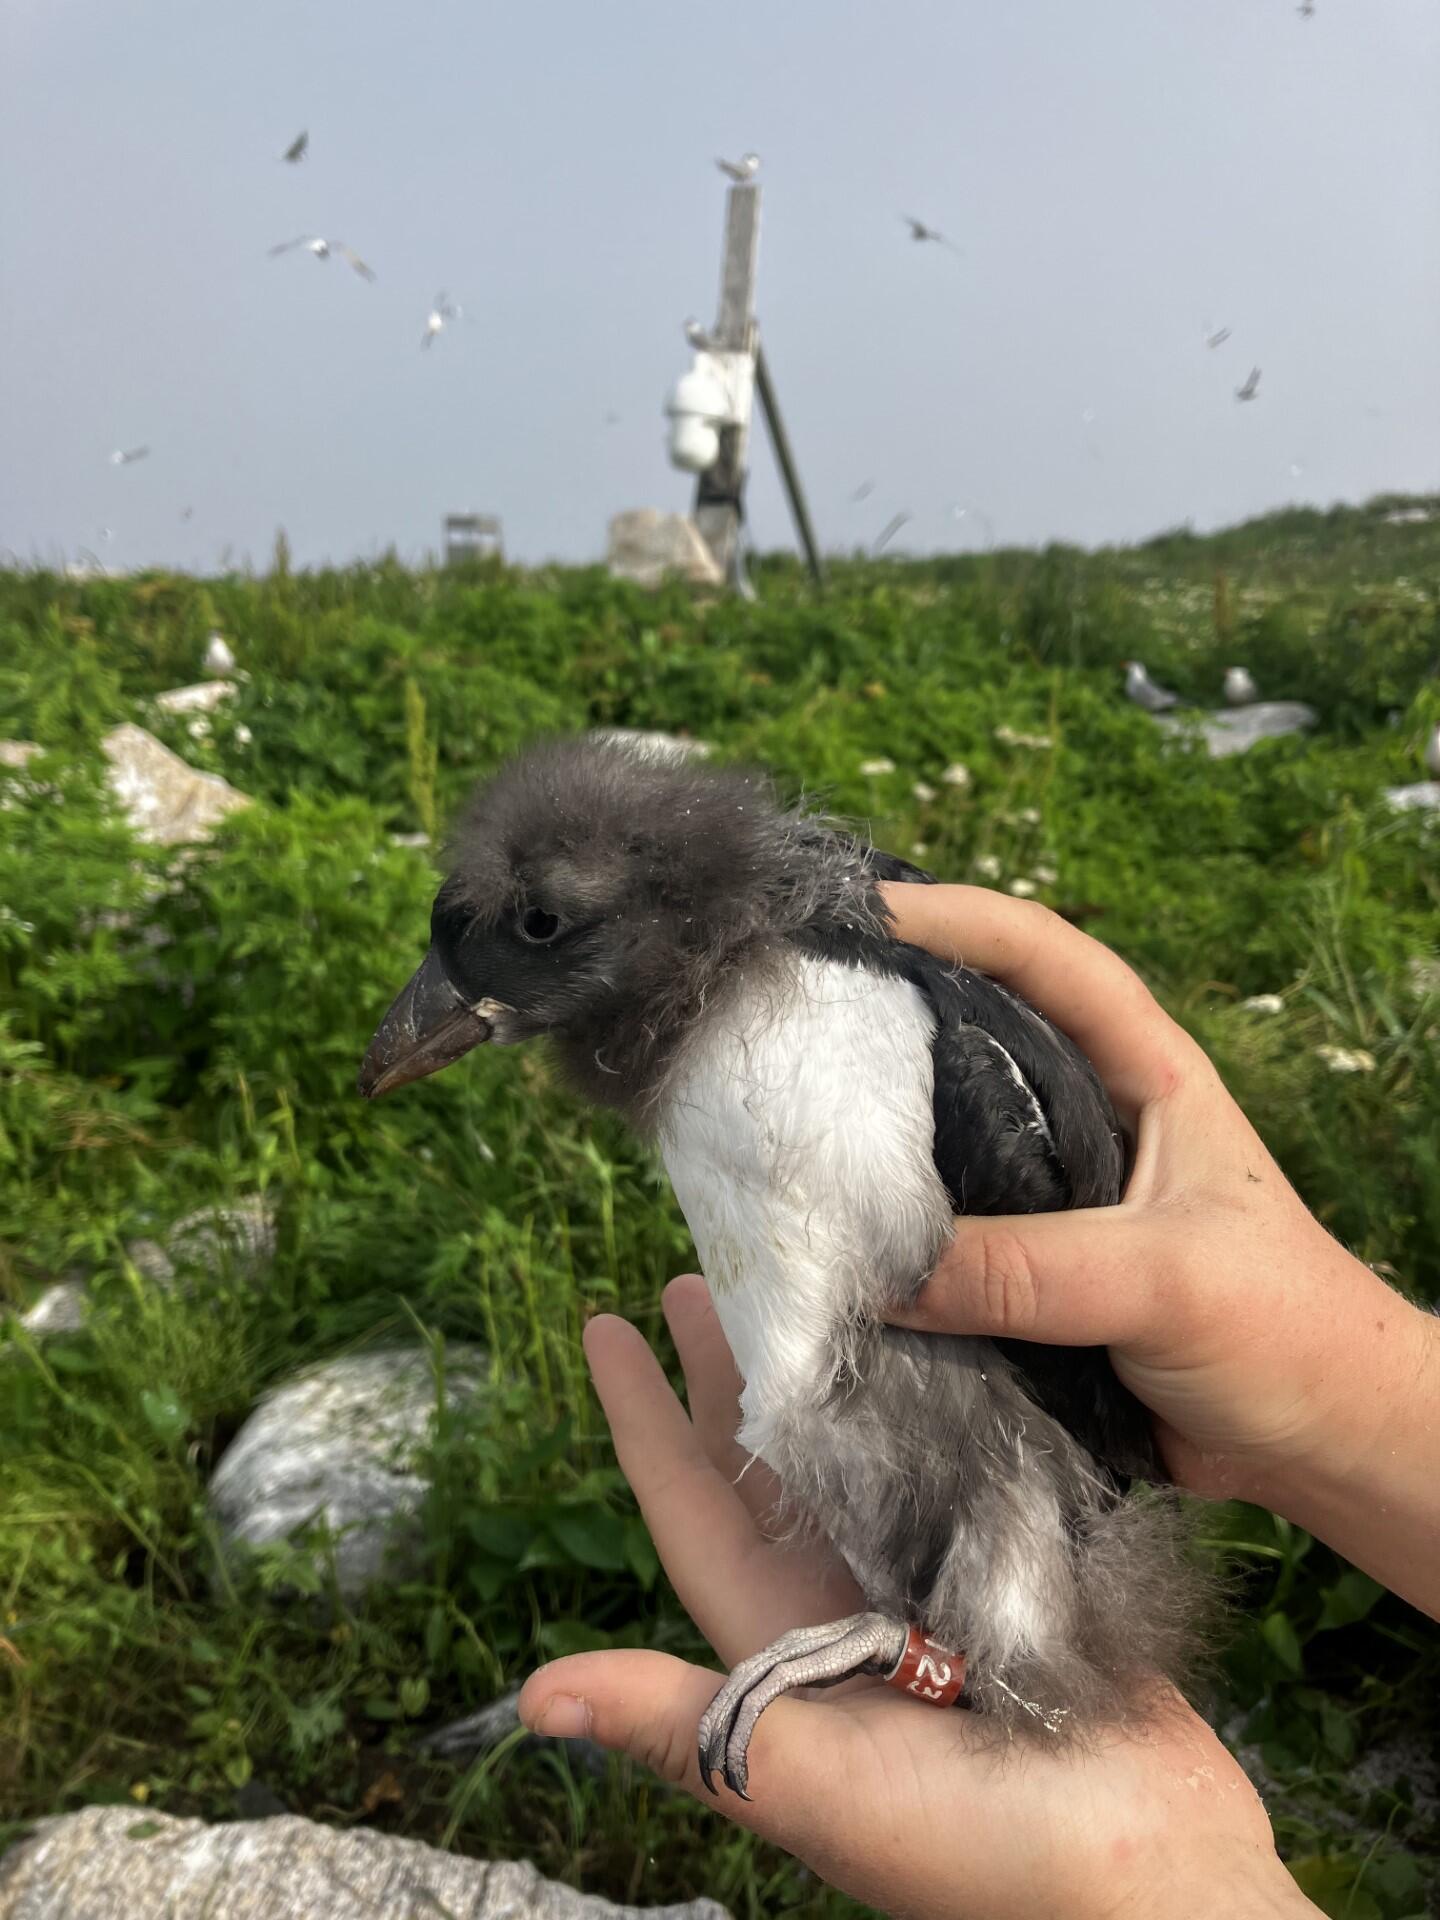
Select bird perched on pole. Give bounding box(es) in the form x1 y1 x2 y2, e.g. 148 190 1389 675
1223 665 1258 706
359 737 1201 1796
1121 659 1181 712
716 152 760 183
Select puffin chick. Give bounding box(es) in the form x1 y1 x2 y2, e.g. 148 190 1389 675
359 735 1205 1796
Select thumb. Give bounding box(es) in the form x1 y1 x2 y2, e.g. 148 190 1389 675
890 1207 1170 1351
519 1649 824 1841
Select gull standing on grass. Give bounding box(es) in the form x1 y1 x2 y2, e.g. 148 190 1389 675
1122 660 1180 713
1223 666 1258 706
269 236 376 281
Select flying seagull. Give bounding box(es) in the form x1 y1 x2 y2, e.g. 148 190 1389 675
1122 659 1180 712
359 736 1196 1794
281 130 308 163
1223 665 1258 706
716 152 760 183
421 293 461 348
1235 366 1261 402
873 511 912 554
1298 0 1315 16
903 214 962 257
109 446 150 466
268 236 376 280
1205 325 1232 349
850 479 876 504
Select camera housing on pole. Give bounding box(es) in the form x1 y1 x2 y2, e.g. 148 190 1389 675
664 178 824 590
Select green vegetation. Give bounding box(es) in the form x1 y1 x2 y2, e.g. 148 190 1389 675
1 494 1438 1917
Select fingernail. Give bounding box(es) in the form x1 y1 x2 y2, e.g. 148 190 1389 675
531 1693 591 1739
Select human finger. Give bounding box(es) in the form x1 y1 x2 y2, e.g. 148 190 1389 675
888 1208 1180 1356
879 883 1200 1117
584 1316 859 1658
662 1274 783 1515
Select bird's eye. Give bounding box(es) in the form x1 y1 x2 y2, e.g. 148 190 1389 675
518 906 562 945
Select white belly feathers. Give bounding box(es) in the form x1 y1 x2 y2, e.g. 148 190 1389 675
658 950 954 1462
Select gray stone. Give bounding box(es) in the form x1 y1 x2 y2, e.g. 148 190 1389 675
1156 701 1318 759
606 510 723 589
0 1806 730 1920
100 723 251 846
208 1347 489 1599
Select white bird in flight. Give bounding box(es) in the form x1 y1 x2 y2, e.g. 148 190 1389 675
281 130 308 163
422 293 462 348
716 152 760 183
109 446 149 466
269 236 376 280
1122 660 1180 713
1235 367 1262 402
1223 666 1258 706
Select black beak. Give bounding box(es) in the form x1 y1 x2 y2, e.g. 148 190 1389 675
358 947 495 1099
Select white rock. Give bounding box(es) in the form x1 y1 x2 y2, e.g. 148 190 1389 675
606 510 724 589
154 680 237 715
1156 702 1318 760
208 1347 489 1599
1384 781 1440 813
17 1280 89 1337
100 724 252 846
591 728 713 763
0 739 43 770
0 1806 729 1920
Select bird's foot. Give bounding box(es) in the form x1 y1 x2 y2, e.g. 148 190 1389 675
697 1612 966 1798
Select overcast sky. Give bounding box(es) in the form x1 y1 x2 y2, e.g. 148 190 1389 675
2 0 1437 572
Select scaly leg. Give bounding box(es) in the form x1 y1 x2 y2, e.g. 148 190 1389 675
697 1611 908 1798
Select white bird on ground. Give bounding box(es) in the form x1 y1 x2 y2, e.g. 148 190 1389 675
204 632 236 678
281 130 308 163
421 293 461 348
1236 367 1262 402
1122 660 1180 712
110 446 149 466
1224 666 1258 706
269 236 376 280
1205 325 1232 349
1424 722 1440 780
716 152 760 183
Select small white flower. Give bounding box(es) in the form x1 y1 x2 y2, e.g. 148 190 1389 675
1406 956 1440 997
973 853 1002 879
994 724 1054 751
234 724 253 746
1008 877 1037 897
912 781 937 803
1315 1044 1376 1074
1031 864 1058 886
1016 806 1041 826
1240 993 1284 1015
859 757 896 777
941 762 971 788
911 842 928 858
186 715 211 739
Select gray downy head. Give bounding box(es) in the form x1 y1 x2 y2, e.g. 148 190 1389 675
358 735 883 1117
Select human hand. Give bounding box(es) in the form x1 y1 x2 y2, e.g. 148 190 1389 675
519 1277 1313 1920
879 884 1440 1618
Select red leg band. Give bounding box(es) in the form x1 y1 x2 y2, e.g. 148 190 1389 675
884 1624 967 1707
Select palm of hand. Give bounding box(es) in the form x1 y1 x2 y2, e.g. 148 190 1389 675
520 1277 1298 1920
